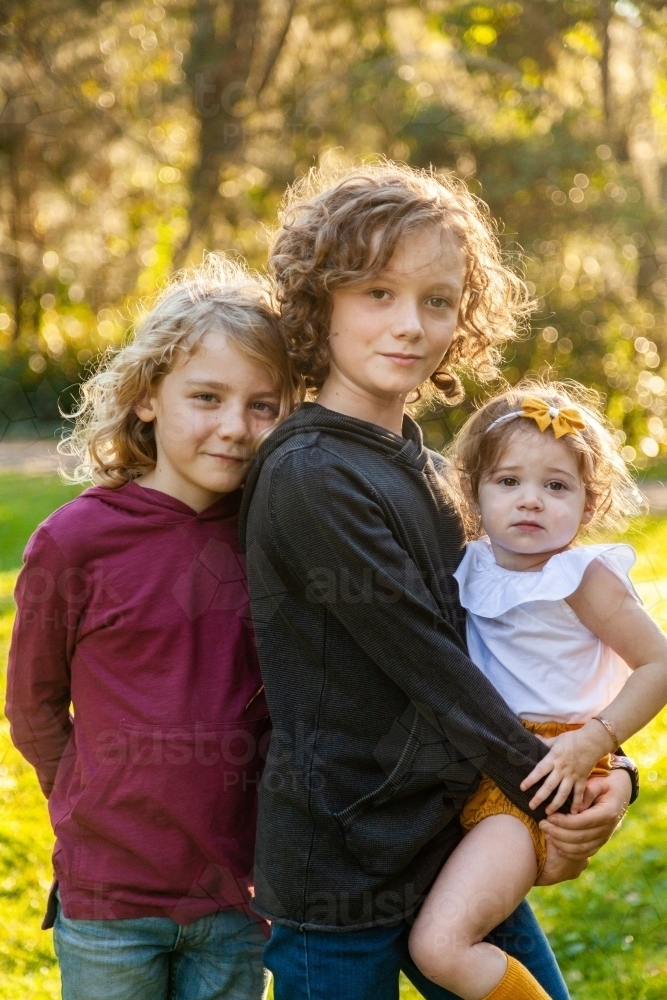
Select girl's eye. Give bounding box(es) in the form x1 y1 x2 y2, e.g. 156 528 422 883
546 481 567 492
251 401 279 417
369 289 390 300
428 296 450 309
499 477 519 487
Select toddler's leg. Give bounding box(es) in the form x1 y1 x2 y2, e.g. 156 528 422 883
409 815 547 1000
169 907 267 1000
54 905 172 1000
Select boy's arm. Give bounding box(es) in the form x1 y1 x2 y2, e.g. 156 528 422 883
5 527 76 798
265 451 552 819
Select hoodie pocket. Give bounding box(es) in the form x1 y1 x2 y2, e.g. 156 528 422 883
68 718 270 900
331 706 465 877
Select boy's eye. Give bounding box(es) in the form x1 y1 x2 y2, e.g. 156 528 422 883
499 477 519 487
546 481 567 492
369 289 390 300
195 393 218 403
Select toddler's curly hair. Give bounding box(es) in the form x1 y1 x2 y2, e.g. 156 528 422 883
449 379 643 538
268 160 534 404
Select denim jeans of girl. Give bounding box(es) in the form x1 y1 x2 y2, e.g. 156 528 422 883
53 900 267 1000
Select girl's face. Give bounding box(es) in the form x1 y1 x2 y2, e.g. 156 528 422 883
323 226 465 424
134 332 281 512
475 426 593 571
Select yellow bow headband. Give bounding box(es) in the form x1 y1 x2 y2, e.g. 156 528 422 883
485 395 587 439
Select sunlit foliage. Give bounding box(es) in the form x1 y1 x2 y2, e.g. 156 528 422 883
2 2 667 460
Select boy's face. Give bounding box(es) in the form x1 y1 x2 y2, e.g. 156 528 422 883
327 226 465 404
134 332 281 512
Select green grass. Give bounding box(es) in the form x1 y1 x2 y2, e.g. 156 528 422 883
0 474 666 998
0 474 82 573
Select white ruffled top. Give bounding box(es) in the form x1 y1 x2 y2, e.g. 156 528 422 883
454 540 637 723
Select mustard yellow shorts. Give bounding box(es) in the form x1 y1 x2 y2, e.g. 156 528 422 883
459 720 611 876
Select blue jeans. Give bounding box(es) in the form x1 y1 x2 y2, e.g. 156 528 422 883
265 899 570 1000
53 901 267 1000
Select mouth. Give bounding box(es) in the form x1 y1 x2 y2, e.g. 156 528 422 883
512 521 544 532
379 353 424 366
203 453 248 465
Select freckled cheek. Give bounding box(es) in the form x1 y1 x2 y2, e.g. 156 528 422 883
159 404 216 443
247 416 274 442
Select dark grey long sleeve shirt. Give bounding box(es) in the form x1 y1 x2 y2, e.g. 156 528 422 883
240 403 553 930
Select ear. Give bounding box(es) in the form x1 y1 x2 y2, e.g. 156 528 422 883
580 498 596 526
134 397 157 423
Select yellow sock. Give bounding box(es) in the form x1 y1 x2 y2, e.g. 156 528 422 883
481 955 550 1000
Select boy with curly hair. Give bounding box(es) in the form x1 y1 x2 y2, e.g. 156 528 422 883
239 163 637 1000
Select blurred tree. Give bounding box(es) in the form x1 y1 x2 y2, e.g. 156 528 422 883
1 0 667 461
174 0 296 264
0 0 106 342
393 0 667 464
0 0 192 403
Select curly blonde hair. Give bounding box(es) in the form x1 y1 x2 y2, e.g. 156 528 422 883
449 379 643 539
268 160 533 404
62 255 302 487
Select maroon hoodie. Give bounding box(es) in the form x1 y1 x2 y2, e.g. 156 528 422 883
5 482 270 925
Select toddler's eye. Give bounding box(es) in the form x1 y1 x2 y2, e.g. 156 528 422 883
546 481 567 491
499 477 518 487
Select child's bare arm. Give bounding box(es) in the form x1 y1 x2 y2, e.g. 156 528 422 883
521 558 667 814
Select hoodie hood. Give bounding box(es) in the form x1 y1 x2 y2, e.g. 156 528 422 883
80 480 242 525
241 403 428 544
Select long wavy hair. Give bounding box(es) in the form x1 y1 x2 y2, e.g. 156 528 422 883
61 255 302 487
269 160 534 406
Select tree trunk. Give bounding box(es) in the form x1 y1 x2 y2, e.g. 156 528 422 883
599 0 612 127
175 0 262 266
7 133 26 341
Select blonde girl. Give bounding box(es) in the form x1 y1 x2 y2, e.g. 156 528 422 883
6 255 301 1000
409 380 667 1000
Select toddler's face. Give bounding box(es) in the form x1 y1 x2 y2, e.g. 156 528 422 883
475 426 592 571
327 226 465 403
135 332 281 509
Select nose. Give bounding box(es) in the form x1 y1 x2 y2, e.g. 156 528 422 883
516 484 543 511
216 402 250 443
390 297 424 341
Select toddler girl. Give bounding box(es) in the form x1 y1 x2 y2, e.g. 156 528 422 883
6 256 301 1000
409 380 667 1000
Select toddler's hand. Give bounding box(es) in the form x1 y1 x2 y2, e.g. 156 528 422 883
520 724 612 815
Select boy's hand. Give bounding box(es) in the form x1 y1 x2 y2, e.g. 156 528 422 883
534 840 588 886
520 722 613 814
540 770 631 859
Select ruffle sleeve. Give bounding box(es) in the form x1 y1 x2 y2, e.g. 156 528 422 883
454 539 637 618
